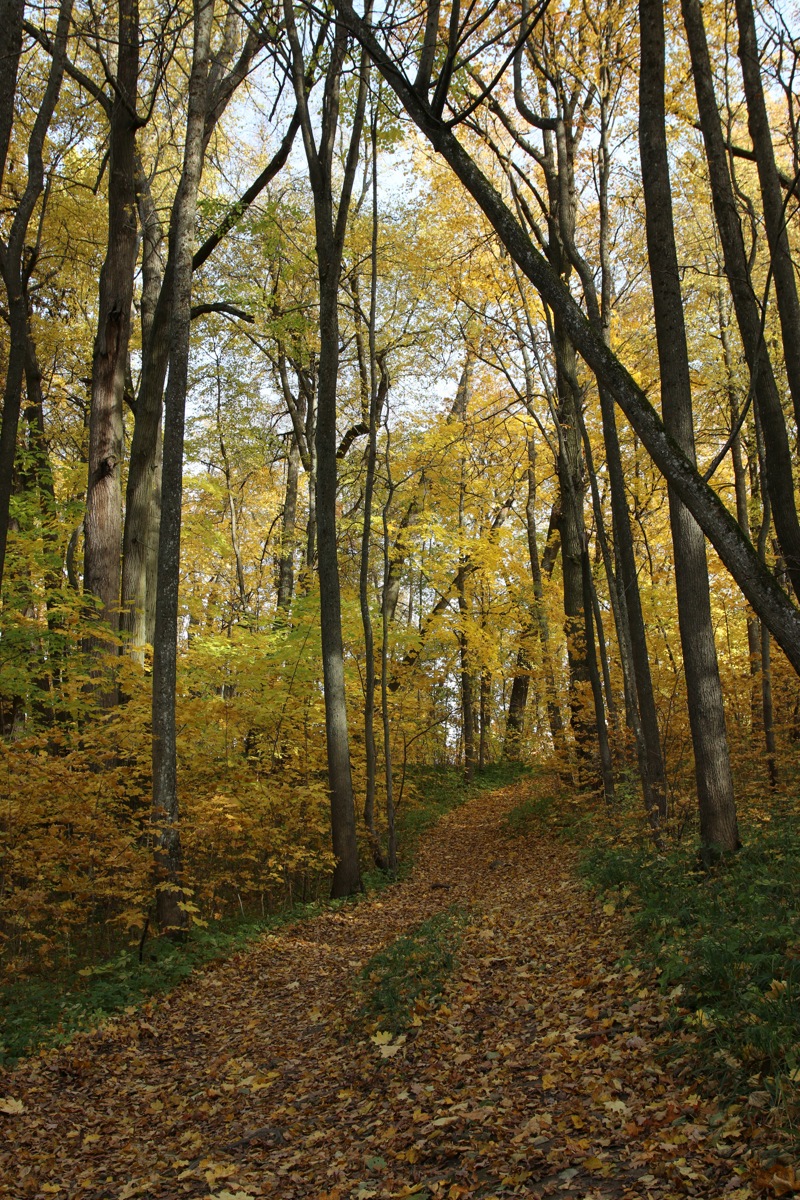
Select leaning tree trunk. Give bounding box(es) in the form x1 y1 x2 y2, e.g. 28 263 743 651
332 0 800 681
682 0 800 605
639 0 739 857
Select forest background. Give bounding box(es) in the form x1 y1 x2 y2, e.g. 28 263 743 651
2 0 800 1122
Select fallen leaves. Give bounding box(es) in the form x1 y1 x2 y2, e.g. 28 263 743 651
0 780 792 1198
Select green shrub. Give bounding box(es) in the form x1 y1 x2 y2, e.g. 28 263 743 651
355 907 468 1034
581 813 800 1125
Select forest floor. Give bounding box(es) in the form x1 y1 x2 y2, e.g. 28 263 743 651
0 781 780 1200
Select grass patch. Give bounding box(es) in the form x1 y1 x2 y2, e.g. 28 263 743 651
355 907 468 1034
581 811 800 1131
502 792 558 836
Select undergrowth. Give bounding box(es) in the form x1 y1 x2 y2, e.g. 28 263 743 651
354 907 468 1035
582 809 800 1142
0 903 325 1066
501 771 800 1145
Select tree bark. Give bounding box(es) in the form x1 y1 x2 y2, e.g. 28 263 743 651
639 0 739 856
682 0 800 605
83 0 139 662
151 0 215 936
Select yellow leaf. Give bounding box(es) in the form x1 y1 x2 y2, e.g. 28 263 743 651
0 1097 25 1114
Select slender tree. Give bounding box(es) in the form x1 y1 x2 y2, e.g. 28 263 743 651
283 0 370 896
638 0 738 855
0 0 72 600
151 0 216 935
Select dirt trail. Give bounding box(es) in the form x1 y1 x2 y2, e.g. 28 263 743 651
0 783 757 1199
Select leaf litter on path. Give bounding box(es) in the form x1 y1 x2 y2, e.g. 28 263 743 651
0 782 782 1198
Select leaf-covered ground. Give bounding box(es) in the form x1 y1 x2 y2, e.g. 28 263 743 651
0 784 781 1199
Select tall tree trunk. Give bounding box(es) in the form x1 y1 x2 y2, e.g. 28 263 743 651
718 283 763 734
639 0 739 856
735 0 800 432
458 588 477 782
23 323 62 614
381 457 397 871
83 0 139 664
682 0 800 605
552 319 598 787
503 639 530 758
582 548 615 803
151 0 215 936
0 0 23 192
525 454 564 748
284 1 369 896
276 434 300 615
358 115 387 866
754 409 778 787
121 202 169 661
478 663 490 771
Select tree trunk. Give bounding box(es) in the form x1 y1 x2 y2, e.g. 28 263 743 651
682 0 800 605
582 548 615 803
284 2 368 896
151 0 215 936
0 0 23 192
276 434 300 616
83 0 139 664
121 202 169 662
526 461 564 749
718 285 763 735
735 0 800 432
0 0 71 600
639 0 739 856
503 641 530 758
552 319 598 787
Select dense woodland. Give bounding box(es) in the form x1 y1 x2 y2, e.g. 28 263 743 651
2 0 800 976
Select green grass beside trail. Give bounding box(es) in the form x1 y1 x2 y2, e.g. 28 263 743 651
502 778 800 1146
1 760 527 1066
581 818 800 1115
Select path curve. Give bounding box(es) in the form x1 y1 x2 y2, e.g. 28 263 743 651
0 782 757 1199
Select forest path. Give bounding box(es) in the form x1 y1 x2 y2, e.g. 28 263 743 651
1 781 755 1200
